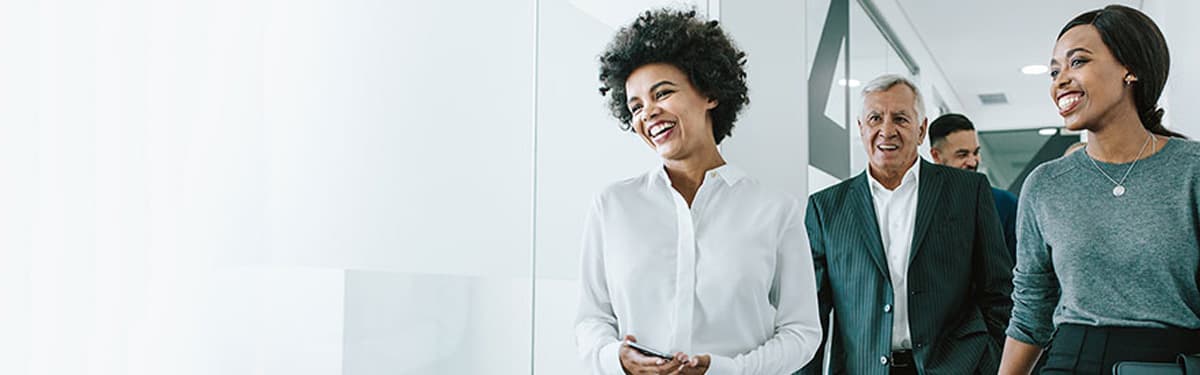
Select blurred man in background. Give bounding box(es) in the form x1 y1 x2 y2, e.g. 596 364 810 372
928 113 1018 260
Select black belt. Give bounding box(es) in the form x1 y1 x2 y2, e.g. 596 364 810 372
890 349 914 368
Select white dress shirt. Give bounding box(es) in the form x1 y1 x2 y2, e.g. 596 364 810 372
575 164 823 375
866 160 920 351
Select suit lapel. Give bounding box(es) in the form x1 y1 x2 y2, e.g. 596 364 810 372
851 173 891 281
909 160 944 263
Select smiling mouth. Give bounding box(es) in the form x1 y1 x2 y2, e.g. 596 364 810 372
877 144 899 151
1057 92 1083 115
647 121 676 141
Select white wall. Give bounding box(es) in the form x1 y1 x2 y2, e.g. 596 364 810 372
1 0 350 373
1145 0 1200 139
1 0 536 373
720 0 810 195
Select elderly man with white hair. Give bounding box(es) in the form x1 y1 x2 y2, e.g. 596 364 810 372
800 74 1013 375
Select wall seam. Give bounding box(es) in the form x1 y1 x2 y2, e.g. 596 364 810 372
529 0 541 373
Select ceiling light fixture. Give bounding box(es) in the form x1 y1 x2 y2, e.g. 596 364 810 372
837 78 861 88
1022 65 1049 75
1039 127 1058 136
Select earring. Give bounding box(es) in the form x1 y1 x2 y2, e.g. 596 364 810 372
1124 75 1138 85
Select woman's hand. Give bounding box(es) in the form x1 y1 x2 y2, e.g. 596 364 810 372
998 337 1043 375
619 335 688 375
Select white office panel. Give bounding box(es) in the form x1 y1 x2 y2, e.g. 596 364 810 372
533 279 585 374
116 267 345 375
1147 0 1200 138
11 0 539 373
342 271 532 374
808 165 841 196
720 0 810 194
19 0 275 373
202 267 346 375
0 2 37 374
262 0 536 278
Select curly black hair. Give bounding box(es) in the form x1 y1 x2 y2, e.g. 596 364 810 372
598 8 749 145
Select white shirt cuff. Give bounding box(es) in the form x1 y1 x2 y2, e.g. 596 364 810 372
706 354 738 375
599 341 625 375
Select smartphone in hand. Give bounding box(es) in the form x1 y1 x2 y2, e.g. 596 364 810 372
623 340 674 360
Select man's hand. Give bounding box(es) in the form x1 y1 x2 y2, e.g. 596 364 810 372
619 335 688 375
668 354 710 375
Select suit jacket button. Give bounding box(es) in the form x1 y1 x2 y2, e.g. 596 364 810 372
883 304 892 313
880 356 889 365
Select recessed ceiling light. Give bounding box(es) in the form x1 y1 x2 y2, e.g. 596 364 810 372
1039 127 1058 136
1022 64 1049 75
837 78 861 88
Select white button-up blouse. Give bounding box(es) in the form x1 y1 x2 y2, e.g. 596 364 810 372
575 164 823 374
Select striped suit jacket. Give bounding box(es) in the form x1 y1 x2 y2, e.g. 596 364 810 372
800 160 1013 375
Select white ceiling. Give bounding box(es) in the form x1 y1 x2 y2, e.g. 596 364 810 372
896 0 1141 131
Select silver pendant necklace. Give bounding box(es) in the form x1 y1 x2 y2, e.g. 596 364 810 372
1087 132 1155 197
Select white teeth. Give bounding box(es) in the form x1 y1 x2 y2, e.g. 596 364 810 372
649 122 676 138
1058 95 1080 110
878 145 898 151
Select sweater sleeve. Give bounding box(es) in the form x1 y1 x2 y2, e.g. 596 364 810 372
1005 168 1061 347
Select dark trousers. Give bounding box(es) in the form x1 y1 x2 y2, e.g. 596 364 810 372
1042 324 1200 374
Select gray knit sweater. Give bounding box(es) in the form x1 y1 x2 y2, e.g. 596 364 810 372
1006 137 1200 346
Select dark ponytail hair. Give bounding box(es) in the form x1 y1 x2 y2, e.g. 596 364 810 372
1058 5 1186 138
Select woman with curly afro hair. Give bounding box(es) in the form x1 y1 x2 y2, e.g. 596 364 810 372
575 8 823 375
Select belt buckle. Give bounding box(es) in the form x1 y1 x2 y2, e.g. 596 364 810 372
890 350 914 368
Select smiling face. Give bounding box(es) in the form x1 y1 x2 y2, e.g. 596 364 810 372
932 130 981 171
625 63 718 161
1050 25 1138 132
859 84 926 177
